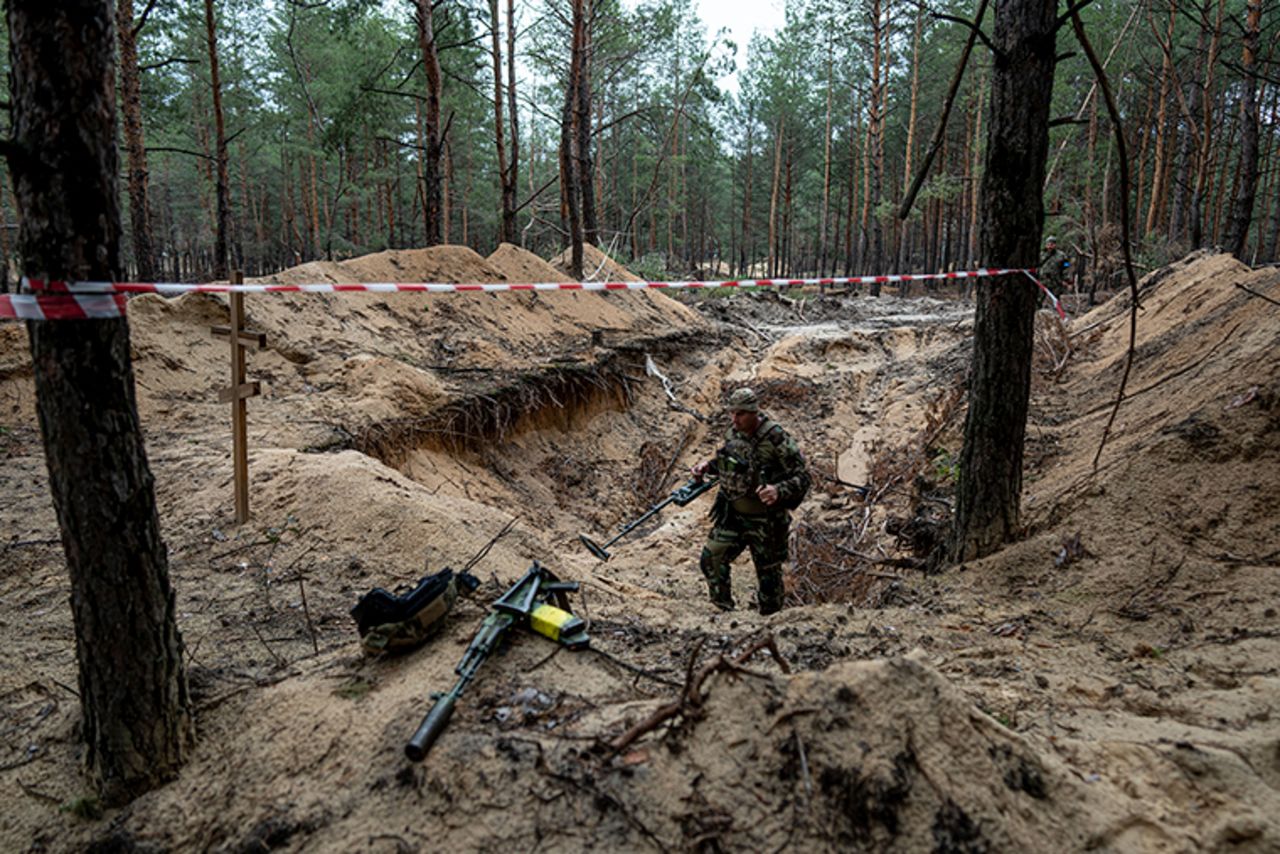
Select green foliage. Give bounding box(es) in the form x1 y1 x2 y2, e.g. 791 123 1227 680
931 450 959 485
2 0 1275 284
60 796 104 821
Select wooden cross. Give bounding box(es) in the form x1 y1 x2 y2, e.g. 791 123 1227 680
211 271 265 524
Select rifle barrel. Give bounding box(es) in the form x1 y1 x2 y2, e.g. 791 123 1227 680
405 686 459 761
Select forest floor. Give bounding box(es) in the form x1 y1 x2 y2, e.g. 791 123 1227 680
0 245 1278 852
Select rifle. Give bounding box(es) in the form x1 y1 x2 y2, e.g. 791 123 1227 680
404 561 588 762
578 477 716 562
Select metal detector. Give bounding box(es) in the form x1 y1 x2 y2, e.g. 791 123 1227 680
578 478 716 561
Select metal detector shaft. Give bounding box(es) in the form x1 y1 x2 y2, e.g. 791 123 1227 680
596 495 676 553
579 478 716 561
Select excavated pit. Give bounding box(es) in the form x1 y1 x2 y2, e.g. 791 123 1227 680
1 247 1278 852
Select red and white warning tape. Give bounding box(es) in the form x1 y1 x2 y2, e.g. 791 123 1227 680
2 268 1065 321
0 293 129 321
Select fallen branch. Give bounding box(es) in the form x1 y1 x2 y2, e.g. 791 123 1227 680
645 353 706 422
608 635 790 753
1234 281 1280 307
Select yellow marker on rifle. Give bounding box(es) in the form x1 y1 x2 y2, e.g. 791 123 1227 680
404 561 589 762
530 603 585 644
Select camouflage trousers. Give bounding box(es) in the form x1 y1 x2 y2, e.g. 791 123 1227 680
698 511 790 615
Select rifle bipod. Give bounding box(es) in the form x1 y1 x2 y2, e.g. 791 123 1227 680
578 477 716 562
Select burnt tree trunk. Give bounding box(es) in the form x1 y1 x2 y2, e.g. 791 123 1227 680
949 0 1056 563
5 0 192 804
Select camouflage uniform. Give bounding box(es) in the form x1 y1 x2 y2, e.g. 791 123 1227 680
1039 244 1070 298
699 407 810 615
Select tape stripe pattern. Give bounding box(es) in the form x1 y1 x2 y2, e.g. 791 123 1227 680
0 294 129 320
5 269 1053 321
23 269 1026 295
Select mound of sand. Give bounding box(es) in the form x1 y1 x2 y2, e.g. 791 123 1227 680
486 242 565 282
551 242 644 282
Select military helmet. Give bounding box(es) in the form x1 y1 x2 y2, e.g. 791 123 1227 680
727 387 759 412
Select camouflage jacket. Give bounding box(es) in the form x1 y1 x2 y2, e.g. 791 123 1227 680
712 415 810 515
1039 248 1069 291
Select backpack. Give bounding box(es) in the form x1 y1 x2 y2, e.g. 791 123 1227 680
351 567 479 656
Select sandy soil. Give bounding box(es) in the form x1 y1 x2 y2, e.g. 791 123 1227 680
0 246 1277 852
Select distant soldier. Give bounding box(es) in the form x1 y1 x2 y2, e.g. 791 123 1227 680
690 387 810 615
1039 235 1071 300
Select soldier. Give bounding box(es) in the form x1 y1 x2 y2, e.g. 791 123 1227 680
1039 235 1070 300
690 387 810 615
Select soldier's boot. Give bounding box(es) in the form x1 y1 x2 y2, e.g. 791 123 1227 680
755 562 785 616
699 547 736 611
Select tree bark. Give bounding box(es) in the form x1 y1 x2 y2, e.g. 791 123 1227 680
1191 0 1226 248
740 103 754 277
899 4 924 276
506 0 520 244
577 2 598 247
949 0 1056 563
415 0 444 246
768 115 783 278
1143 6 1177 238
203 0 230 279
1223 0 1261 259
489 0 516 244
116 0 156 280
867 0 886 288
6 0 192 804
820 31 835 277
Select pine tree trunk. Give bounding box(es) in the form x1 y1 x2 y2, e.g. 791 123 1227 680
899 5 923 276
415 0 443 246
442 138 452 244
489 0 516 244
116 0 155 280
845 107 859 274
820 32 834 278
560 0 589 275
506 0 520 244
768 116 783 278
949 0 1056 563
1192 0 1226 248
203 0 230 279
577 6 598 247
740 104 754 277
1223 0 1262 259
1144 6 1177 237
7 0 191 804
868 0 885 288
1133 83 1155 235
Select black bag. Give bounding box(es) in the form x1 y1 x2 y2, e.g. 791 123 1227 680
351 567 480 655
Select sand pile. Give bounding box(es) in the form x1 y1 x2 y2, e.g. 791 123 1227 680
552 242 644 282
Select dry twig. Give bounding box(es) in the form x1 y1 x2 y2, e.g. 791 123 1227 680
608 635 790 753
